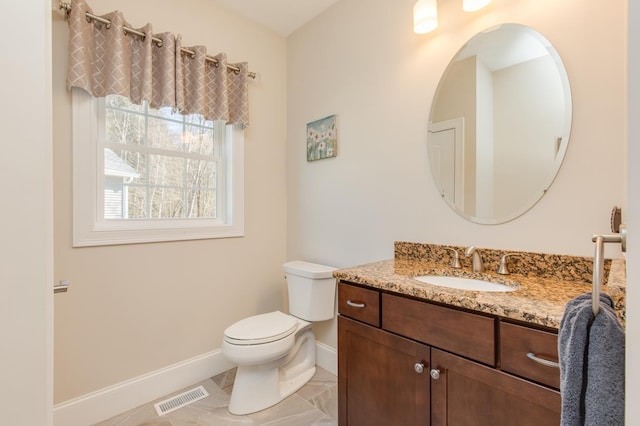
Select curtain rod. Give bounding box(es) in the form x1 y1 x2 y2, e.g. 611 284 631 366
59 2 257 79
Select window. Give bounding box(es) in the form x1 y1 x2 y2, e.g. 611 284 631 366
72 88 244 246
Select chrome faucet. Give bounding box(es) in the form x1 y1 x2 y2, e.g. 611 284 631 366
464 246 484 272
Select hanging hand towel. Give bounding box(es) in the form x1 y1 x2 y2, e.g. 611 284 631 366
558 292 624 426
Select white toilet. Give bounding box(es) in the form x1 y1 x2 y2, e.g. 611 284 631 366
221 260 337 415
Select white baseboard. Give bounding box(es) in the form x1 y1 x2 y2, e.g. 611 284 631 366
315 341 338 376
53 343 338 426
53 349 234 426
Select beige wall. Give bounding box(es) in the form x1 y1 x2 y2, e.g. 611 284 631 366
52 0 288 402
287 0 626 349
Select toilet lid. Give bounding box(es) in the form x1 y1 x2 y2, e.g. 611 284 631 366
224 311 298 345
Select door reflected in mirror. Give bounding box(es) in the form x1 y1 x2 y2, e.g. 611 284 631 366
429 24 572 224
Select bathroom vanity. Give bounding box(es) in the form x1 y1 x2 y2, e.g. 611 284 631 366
335 242 626 425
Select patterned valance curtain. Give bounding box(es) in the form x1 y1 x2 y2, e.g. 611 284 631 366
66 0 250 126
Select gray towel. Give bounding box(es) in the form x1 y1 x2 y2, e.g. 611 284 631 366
558 292 625 426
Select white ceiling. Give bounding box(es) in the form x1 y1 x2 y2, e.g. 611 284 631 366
213 0 340 36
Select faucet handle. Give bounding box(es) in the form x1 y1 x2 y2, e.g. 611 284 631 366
444 248 462 269
497 253 521 275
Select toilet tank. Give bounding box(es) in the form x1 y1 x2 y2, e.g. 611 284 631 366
283 261 337 322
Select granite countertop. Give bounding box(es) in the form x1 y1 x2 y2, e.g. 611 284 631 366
333 242 627 330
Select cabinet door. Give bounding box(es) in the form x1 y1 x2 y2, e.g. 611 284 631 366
431 349 560 426
338 316 431 426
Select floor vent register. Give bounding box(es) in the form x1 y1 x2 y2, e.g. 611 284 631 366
154 385 209 416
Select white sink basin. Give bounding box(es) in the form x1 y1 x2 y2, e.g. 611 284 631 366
413 275 517 292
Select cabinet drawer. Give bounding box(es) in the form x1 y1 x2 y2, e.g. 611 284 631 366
382 293 496 366
500 322 560 389
338 282 380 327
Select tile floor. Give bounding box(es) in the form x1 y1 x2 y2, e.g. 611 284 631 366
95 367 338 426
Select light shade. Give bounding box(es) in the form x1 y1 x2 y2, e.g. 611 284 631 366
463 0 491 12
413 0 438 34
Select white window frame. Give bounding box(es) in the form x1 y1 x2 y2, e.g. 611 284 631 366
72 88 244 246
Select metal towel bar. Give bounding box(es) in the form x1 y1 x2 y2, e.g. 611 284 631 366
591 225 626 316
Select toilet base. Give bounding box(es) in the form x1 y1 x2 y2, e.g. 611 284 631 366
228 329 316 415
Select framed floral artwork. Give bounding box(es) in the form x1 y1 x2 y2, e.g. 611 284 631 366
306 115 337 161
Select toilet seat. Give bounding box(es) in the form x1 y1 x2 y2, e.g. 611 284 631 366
224 311 298 345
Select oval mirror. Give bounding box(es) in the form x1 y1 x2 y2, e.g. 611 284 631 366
428 24 572 224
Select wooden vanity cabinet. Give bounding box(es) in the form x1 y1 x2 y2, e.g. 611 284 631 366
338 281 561 425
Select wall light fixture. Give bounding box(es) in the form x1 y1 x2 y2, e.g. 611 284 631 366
413 0 438 34
414 0 492 34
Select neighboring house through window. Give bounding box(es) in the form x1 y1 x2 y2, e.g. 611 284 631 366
104 148 140 219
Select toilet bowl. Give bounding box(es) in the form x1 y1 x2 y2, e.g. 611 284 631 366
222 261 337 415
223 311 316 415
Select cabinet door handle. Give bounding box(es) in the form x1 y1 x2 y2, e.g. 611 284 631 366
526 352 560 368
346 300 366 308
430 369 441 380
414 362 425 374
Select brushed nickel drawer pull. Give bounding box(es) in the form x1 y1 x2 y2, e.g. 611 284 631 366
346 300 366 308
526 352 560 368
